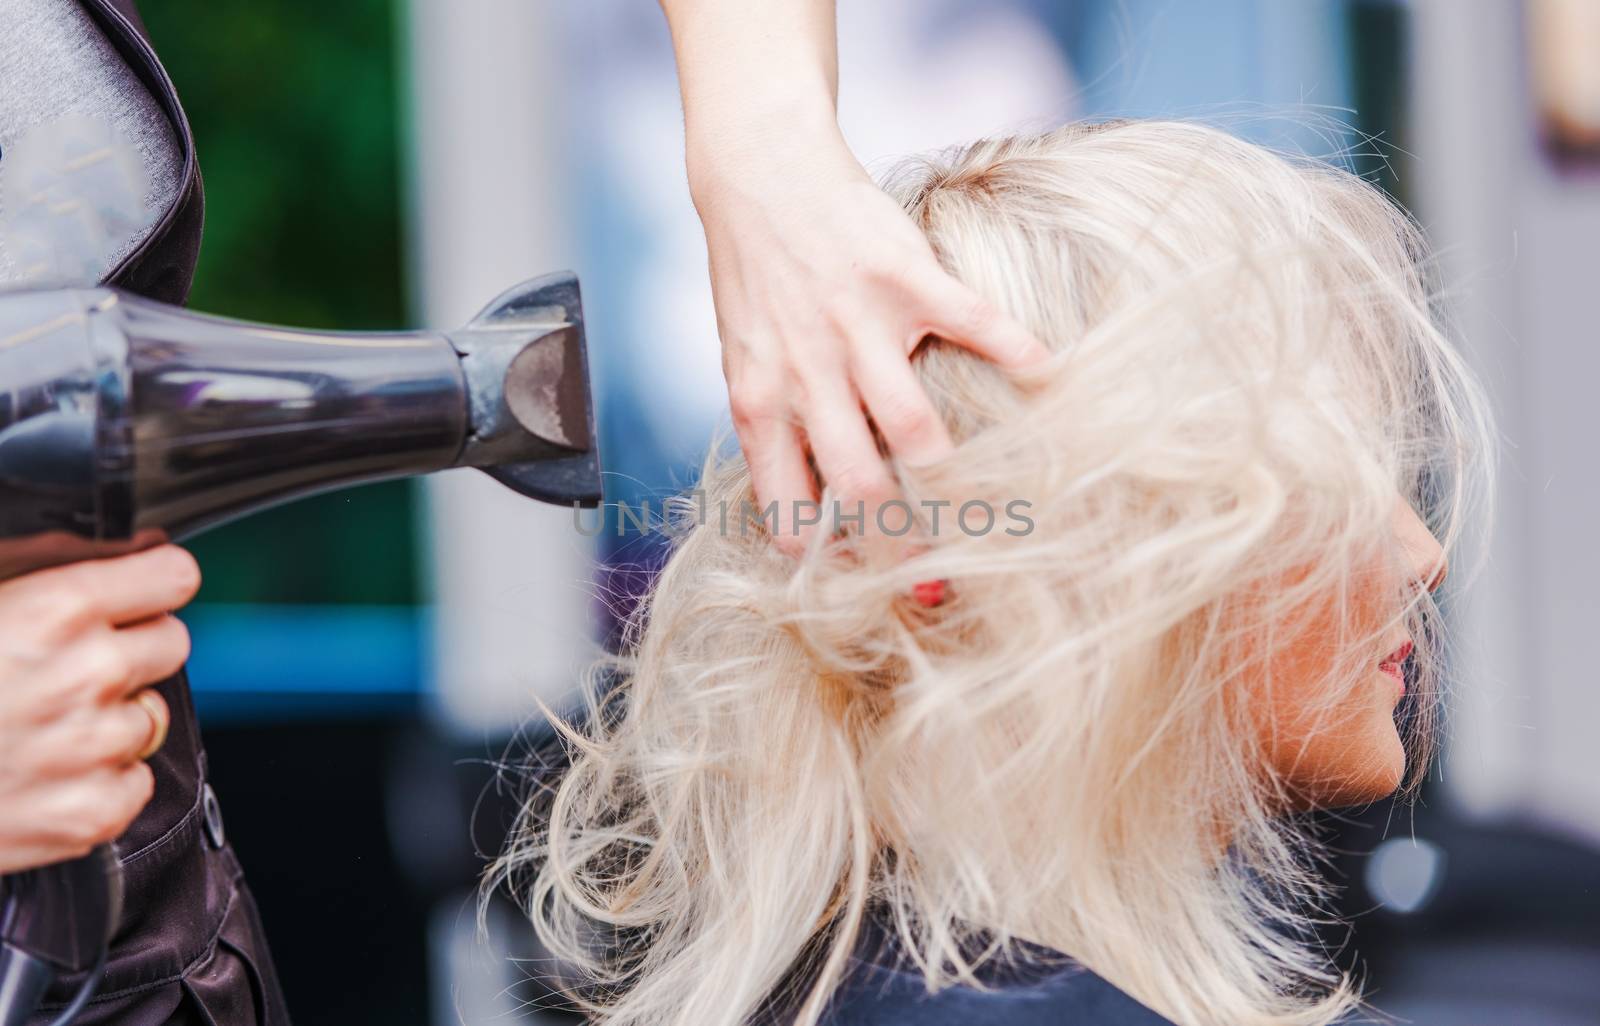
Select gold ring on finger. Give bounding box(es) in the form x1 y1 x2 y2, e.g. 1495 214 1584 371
133 689 169 761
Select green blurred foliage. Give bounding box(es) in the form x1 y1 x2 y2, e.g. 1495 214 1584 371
140 0 408 329
139 0 422 605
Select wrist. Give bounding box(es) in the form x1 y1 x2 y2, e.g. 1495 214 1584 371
683 86 843 203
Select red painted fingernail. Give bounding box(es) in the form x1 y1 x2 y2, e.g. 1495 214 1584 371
912 579 948 607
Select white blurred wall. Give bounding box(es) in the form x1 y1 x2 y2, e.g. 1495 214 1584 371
402 0 597 738
1411 0 1600 843
403 9 599 1024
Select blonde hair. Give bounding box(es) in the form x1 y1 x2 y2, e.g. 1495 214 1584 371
488 119 1497 1026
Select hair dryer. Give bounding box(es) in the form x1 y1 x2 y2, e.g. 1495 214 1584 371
0 272 602 1025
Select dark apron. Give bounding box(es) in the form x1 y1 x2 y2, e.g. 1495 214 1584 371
26 3 292 1023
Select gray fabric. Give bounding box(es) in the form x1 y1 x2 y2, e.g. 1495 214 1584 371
0 0 183 287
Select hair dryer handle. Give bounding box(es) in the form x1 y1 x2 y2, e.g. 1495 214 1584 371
0 845 123 1026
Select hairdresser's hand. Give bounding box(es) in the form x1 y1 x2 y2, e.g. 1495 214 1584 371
661 0 1049 557
689 128 1049 556
0 544 197 873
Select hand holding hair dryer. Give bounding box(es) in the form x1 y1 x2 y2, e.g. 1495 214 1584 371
0 272 602 1026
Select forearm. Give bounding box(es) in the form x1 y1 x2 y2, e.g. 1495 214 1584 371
658 0 845 197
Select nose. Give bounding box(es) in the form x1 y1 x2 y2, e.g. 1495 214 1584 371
1393 494 1448 593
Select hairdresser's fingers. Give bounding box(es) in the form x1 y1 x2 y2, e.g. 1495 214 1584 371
912 268 1051 369
21 613 189 729
727 365 820 543
734 399 820 558
37 761 155 860
22 686 167 778
801 375 903 550
101 614 192 703
850 340 954 469
0 544 201 650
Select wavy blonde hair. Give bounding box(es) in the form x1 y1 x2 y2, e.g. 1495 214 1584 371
487 119 1497 1026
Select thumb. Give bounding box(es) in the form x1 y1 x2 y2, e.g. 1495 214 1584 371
915 270 1051 369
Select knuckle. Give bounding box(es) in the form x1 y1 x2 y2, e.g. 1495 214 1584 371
771 532 808 558
856 249 908 286
88 707 139 763
55 796 112 848
82 813 122 848
950 295 996 336
52 833 96 861
25 680 77 726
74 777 146 846
874 393 938 440
34 585 94 636
729 381 783 428
76 636 132 698
831 465 895 504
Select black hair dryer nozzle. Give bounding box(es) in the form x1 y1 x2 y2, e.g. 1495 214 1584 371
0 271 602 575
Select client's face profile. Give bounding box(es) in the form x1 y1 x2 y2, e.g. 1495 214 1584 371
1250 494 1448 809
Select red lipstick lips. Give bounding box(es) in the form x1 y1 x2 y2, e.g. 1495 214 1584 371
1378 640 1413 690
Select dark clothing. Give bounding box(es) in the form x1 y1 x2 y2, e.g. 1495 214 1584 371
26 3 291 1023
763 910 1177 1026
82 0 204 307
28 673 289 1026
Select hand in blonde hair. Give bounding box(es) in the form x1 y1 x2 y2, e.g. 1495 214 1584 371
661 0 1051 557
691 135 1050 556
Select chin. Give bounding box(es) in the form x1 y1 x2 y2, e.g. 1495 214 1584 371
1281 718 1408 811
1319 728 1408 809
1345 754 1406 806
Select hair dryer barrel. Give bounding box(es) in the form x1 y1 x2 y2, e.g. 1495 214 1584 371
118 295 471 538
0 273 602 578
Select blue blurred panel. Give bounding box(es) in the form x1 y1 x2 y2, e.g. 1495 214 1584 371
1036 0 1356 159
182 603 430 723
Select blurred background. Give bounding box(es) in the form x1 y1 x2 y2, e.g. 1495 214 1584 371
129 0 1599 1023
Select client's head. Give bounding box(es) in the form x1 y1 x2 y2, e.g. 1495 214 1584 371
496 119 1496 1026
